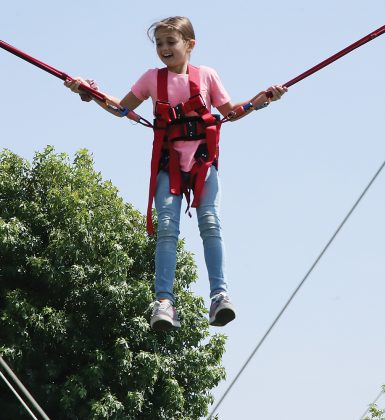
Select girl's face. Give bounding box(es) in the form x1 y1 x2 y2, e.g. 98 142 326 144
155 28 195 74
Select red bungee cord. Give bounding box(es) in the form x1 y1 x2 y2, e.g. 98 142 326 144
0 40 153 128
280 24 385 91
1 24 384 123
225 24 385 119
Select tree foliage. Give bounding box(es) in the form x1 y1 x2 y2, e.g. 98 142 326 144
364 386 385 420
0 147 226 419
364 405 385 420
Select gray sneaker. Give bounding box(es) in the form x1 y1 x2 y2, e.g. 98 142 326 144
209 293 236 326
150 300 181 331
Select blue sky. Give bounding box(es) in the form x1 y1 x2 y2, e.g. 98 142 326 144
1 1 385 419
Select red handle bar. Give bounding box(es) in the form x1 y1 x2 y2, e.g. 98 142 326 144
266 24 385 97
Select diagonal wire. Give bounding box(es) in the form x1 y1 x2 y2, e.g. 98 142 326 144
0 370 38 420
208 159 385 419
0 356 51 420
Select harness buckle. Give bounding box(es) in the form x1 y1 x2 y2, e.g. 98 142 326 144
155 101 171 120
186 120 198 139
168 107 176 121
168 103 184 121
174 103 184 119
188 94 207 113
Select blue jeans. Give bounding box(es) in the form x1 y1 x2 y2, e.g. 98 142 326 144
154 167 228 304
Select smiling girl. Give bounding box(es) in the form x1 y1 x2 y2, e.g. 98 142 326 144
65 16 287 332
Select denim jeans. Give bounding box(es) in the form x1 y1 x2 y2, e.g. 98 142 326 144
154 167 228 303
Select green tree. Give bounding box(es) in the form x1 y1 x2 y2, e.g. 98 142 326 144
364 386 385 420
0 147 225 419
364 405 385 420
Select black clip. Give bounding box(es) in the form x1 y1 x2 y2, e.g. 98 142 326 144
175 103 184 119
169 103 184 120
186 120 198 138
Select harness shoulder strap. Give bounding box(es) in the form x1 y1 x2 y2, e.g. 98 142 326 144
157 65 200 104
157 67 169 102
187 64 200 97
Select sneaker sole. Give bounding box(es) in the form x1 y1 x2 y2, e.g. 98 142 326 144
151 316 181 332
209 308 236 327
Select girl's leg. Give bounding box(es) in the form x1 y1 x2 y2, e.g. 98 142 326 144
154 170 182 304
196 167 228 298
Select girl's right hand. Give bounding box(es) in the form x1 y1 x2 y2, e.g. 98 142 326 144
64 77 99 102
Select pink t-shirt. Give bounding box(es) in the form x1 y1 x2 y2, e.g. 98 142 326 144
131 66 231 171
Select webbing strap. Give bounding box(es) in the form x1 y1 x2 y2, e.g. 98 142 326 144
190 124 220 208
157 64 201 102
186 64 200 97
157 67 169 102
146 128 164 235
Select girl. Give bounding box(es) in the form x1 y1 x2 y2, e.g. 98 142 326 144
65 16 287 332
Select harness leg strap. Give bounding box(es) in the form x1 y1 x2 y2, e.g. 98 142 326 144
147 129 165 235
191 123 220 208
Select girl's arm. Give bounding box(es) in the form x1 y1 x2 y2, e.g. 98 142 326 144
94 90 143 117
120 91 143 111
217 84 287 121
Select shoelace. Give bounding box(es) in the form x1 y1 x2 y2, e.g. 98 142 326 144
152 300 180 322
212 292 229 303
158 300 172 310
152 300 173 314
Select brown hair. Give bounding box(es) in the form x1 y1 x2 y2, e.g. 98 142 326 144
147 16 195 42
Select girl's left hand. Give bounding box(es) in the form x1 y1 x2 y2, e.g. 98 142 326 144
266 84 288 101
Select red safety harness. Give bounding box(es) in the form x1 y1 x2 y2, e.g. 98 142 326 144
146 64 222 235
